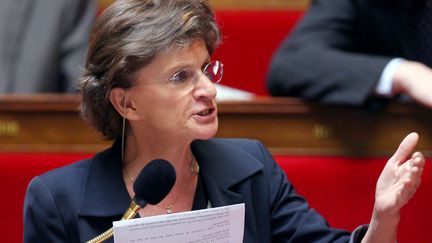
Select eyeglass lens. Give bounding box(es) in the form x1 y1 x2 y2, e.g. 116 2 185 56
204 60 224 83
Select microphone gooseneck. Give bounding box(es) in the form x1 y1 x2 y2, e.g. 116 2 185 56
86 159 176 243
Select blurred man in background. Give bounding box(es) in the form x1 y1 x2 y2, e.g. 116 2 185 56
0 0 96 93
267 0 432 109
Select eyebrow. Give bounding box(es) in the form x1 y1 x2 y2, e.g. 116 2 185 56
166 56 211 74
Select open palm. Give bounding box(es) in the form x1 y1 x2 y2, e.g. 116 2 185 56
375 132 425 217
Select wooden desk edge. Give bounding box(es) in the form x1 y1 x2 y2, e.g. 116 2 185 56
0 95 430 156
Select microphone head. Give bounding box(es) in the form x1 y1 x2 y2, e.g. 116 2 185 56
133 159 176 207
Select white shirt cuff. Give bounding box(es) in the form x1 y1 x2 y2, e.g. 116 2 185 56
375 58 405 97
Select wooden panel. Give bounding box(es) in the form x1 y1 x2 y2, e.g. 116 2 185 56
0 95 431 156
0 95 110 153
218 98 432 156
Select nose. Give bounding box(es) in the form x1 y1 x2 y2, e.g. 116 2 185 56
192 72 217 100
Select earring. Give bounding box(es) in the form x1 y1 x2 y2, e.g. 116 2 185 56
121 96 127 162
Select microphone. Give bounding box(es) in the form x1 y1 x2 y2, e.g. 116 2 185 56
86 159 176 243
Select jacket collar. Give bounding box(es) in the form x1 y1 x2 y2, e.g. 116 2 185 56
191 139 263 207
78 138 263 217
78 139 131 217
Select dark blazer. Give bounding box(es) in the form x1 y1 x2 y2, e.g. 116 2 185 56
267 0 427 106
24 138 365 242
0 0 96 93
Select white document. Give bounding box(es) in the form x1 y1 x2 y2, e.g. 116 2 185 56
113 203 245 243
215 84 255 101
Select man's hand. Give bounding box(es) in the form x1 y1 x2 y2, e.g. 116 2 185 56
393 61 432 108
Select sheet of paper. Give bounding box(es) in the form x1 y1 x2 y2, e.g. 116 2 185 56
113 203 245 243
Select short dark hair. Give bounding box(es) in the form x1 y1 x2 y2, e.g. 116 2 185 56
80 0 220 139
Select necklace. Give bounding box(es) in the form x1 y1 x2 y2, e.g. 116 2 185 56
123 167 134 182
163 171 197 214
162 156 199 214
123 155 199 214
123 155 199 182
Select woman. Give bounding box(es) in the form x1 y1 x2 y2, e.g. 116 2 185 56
24 0 425 242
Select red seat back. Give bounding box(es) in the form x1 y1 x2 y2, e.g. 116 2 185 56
274 155 432 243
213 10 303 95
0 153 92 242
4 153 430 242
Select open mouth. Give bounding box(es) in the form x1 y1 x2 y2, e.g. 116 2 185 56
196 108 215 116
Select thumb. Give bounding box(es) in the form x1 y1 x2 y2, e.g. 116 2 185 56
390 132 419 165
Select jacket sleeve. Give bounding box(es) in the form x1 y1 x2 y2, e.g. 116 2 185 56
23 176 70 243
255 140 367 242
267 0 391 106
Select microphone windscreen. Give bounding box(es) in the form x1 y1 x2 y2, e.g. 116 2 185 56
133 159 176 206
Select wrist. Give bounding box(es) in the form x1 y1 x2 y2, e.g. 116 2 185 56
392 61 427 95
392 62 411 95
362 210 400 243
370 207 400 230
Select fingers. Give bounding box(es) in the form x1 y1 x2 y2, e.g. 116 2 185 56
411 152 425 170
409 152 425 183
398 152 425 202
400 152 424 184
390 132 419 166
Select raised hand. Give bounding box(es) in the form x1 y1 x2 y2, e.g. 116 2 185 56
374 132 425 218
362 132 425 243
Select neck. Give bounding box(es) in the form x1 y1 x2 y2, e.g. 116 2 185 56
122 131 197 181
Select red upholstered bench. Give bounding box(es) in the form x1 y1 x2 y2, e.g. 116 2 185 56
4 153 430 242
213 10 303 95
0 153 92 243
274 155 432 243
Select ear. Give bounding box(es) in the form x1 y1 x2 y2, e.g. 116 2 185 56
109 87 140 120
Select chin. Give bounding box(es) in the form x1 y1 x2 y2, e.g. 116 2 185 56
196 123 218 140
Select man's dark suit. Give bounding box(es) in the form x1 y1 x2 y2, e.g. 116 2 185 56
24 138 366 242
0 0 96 93
267 0 428 106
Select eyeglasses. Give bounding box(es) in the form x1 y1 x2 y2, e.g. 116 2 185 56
167 60 224 85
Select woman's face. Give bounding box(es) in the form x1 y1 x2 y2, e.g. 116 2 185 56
127 39 218 143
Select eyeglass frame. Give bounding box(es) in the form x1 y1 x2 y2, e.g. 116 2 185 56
166 60 224 86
